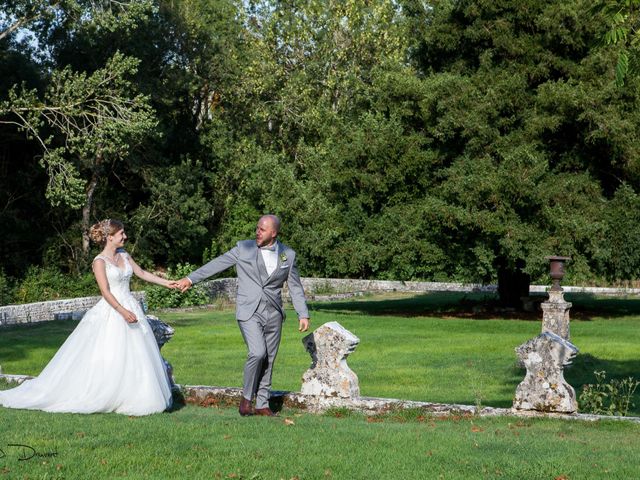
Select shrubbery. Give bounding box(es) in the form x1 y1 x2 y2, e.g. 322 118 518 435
0 269 14 306
1 262 211 309
145 263 209 309
12 266 99 304
579 370 640 416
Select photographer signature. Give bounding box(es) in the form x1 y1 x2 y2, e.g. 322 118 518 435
0 444 58 461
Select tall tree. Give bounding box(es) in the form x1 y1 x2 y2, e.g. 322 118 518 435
401 0 640 304
591 0 640 85
0 52 156 261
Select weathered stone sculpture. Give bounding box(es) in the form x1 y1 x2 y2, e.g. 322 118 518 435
146 314 176 387
541 256 572 340
513 331 579 413
541 290 572 340
301 321 360 398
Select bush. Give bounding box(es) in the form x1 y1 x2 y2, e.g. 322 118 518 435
14 266 99 304
579 370 640 416
0 269 15 306
146 263 209 309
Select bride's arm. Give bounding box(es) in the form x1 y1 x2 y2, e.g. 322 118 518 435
127 254 174 288
93 259 138 323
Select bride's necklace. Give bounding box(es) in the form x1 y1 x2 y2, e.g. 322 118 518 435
101 251 120 263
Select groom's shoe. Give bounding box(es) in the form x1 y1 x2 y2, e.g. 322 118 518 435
239 397 254 416
254 407 277 417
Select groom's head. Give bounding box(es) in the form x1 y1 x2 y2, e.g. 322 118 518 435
256 215 280 247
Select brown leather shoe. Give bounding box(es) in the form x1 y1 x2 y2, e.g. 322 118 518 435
254 407 277 417
239 397 254 416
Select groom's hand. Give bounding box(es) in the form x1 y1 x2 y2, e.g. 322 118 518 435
176 277 192 293
298 317 310 332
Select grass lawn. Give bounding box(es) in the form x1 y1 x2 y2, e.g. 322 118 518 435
0 404 639 479
2 292 640 412
2 292 640 478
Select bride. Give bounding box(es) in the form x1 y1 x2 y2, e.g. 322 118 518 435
0 219 177 416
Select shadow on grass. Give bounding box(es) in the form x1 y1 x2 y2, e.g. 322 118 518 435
309 292 509 318
565 293 640 320
0 319 77 363
309 291 640 321
567 353 640 386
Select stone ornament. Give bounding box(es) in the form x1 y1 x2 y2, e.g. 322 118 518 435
541 290 572 340
513 331 579 413
301 321 360 398
146 314 176 387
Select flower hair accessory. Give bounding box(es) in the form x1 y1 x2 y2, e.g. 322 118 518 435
102 219 111 237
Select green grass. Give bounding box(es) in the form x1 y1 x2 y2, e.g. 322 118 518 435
0 404 639 479
2 292 640 413
2 292 640 478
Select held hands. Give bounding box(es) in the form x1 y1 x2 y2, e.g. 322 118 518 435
175 277 192 293
166 278 191 291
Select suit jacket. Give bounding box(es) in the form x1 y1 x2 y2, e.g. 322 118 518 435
187 240 309 321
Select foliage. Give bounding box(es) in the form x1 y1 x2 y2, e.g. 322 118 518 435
0 268 14 306
597 184 640 281
591 0 640 85
12 266 98 304
0 51 156 209
395 0 640 295
3 0 640 304
579 370 640 416
128 159 214 265
145 263 209 309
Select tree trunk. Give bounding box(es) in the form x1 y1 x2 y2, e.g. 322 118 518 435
81 170 100 258
496 259 530 309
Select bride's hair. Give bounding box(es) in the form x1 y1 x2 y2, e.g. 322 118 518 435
89 219 125 245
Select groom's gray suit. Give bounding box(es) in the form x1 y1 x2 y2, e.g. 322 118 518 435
187 239 309 408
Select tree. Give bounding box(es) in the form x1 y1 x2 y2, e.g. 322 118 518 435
400 0 640 305
0 52 156 261
591 0 640 85
0 0 76 41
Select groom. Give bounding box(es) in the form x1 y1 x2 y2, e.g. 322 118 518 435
175 215 310 417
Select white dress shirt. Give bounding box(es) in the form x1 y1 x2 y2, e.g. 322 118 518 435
260 244 278 276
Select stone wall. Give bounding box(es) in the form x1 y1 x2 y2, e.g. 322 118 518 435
197 277 497 302
0 278 493 327
202 277 640 300
0 292 146 327
3 276 640 328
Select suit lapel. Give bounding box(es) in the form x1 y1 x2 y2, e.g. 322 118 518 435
251 243 266 284
271 241 282 278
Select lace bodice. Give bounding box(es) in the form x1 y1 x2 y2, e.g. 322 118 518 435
94 252 133 294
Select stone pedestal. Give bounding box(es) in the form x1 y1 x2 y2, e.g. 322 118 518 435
541 290 572 340
513 331 579 413
301 322 360 398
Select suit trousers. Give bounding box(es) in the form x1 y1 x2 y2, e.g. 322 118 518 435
237 299 283 408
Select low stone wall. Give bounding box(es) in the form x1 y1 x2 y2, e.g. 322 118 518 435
195 277 497 302
3 277 640 328
203 277 640 300
0 292 146 327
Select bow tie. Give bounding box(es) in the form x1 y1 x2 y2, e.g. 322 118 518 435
261 244 276 252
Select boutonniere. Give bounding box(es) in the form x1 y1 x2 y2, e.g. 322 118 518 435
280 253 287 262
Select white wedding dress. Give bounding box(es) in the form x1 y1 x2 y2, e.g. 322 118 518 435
0 253 172 416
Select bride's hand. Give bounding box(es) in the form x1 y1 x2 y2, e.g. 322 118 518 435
167 280 180 289
118 307 138 323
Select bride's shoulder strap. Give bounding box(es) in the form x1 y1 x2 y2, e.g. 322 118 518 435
92 255 107 266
